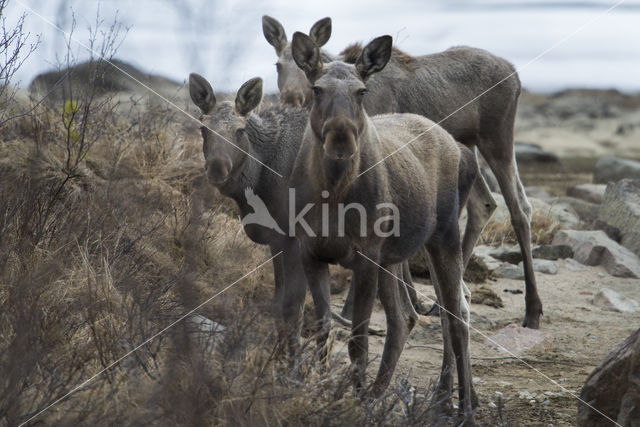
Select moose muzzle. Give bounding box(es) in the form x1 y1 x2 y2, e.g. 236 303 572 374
322 116 358 161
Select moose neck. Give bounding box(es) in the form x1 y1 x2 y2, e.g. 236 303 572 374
221 107 306 212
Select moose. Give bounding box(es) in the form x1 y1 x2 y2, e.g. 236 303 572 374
188 74 416 352
263 15 542 329
288 32 478 422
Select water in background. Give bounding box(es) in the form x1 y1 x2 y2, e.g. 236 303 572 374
5 0 640 94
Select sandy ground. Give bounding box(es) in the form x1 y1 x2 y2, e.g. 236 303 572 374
325 263 639 425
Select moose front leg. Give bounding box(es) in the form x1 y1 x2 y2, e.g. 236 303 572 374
301 255 332 354
371 263 415 397
279 242 308 356
349 256 380 394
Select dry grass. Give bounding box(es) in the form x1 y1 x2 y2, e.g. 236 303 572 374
479 210 562 247
0 74 495 427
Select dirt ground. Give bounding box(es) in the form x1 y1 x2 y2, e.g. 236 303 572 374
327 264 639 425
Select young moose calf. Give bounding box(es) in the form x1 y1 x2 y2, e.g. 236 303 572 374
289 33 478 422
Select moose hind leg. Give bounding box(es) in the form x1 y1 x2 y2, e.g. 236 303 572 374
402 260 429 315
340 273 356 320
482 147 542 329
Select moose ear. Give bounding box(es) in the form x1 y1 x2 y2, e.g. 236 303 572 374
355 35 392 81
189 73 216 114
291 32 322 82
262 15 287 55
309 17 331 47
235 77 263 116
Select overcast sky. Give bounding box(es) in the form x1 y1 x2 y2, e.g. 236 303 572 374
5 0 640 93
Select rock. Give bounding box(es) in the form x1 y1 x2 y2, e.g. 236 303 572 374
470 285 504 308
532 244 574 260
493 259 558 278
519 259 558 275
592 219 622 243
330 265 351 295
597 179 640 258
593 157 640 184
464 254 490 283
578 328 640 426
485 323 554 354
493 263 524 280
518 390 537 400
567 184 607 204
547 196 599 224
552 230 640 278
592 288 639 313
187 314 226 350
473 246 505 270
564 258 588 272
489 244 523 264
525 186 552 200
544 201 582 229
515 142 559 163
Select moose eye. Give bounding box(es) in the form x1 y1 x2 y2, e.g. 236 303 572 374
357 88 368 98
312 86 323 97
275 63 282 72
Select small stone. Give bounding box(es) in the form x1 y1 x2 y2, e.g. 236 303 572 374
519 391 536 400
541 399 551 406
493 263 525 280
532 244 574 260
495 391 504 398
473 377 482 384
187 314 226 350
565 258 588 272
489 244 523 264
592 288 639 313
544 391 565 398
519 259 559 275
488 402 497 409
